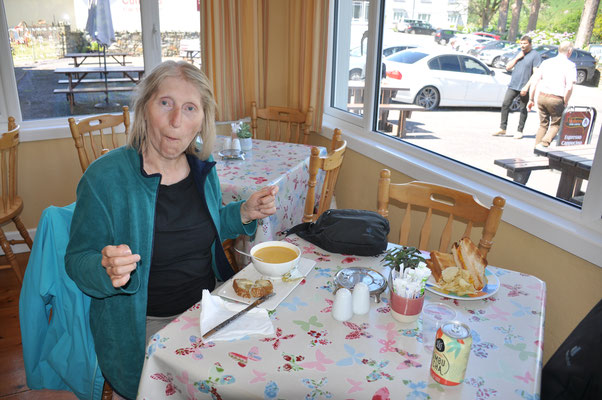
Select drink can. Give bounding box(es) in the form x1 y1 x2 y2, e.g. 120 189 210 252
430 321 472 386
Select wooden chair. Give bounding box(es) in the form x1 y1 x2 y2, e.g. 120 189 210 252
251 101 314 144
302 129 347 223
0 117 33 284
377 169 505 257
222 238 241 273
69 106 130 173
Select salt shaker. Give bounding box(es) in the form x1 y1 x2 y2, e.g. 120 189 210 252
223 137 232 150
332 288 353 321
232 138 242 151
352 282 371 315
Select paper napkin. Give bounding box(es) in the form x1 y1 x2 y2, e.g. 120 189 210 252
200 289 274 341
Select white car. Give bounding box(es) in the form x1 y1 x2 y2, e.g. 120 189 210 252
478 43 520 68
349 44 417 80
383 48 519 111
453 34 494 53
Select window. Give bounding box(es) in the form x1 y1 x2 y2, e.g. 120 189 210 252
325 0 602 265
417 14 431 22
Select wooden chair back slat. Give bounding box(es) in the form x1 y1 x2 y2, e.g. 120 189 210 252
0 118 33 284
251 101 313 144
303 129 347 223
68 106 130 173
377 169 505 257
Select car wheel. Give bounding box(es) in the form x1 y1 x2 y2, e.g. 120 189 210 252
510 95 520 112
440 39 447 45
576 69 586 84
349 69 362 81
414 86 440 111
410 30 415 34
492 56 503 69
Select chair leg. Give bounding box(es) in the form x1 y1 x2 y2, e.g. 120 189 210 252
101 380 114 400
13 216 33 249
0 228 22 284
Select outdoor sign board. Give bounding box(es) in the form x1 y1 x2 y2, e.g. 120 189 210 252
556 106 596 146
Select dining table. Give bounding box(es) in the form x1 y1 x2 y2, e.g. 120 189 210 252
533 143 597 202
137 236 546 399
213 136 324 253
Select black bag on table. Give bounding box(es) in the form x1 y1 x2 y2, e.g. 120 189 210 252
286 209 390 256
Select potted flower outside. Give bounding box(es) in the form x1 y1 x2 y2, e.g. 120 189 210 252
382 246 430 323
236 122 253 151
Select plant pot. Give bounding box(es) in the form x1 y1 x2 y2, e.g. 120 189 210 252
388 269 425 323
239 137 253 152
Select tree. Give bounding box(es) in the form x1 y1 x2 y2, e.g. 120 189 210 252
575 0 600 48
526 0 541 32
497 0 510 33
507 0 523 42
469 0 503 30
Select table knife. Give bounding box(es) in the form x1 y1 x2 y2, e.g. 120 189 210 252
202 292 275 339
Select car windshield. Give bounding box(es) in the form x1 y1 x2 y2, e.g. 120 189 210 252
386 50 429 63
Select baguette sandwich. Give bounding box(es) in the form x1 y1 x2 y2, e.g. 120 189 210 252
451 237 488 291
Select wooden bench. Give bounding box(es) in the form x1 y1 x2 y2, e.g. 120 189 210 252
53 86 136 112
494 157 550 184
58 78 138 85
347 103 424 138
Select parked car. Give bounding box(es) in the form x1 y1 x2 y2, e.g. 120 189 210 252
434 29 457 45
476 42 520 68
383 48 520 111
497 44 557 69
348 44 417 80
395 19 422 32
468 40 513 56
473 32 501 40
454 34 494 53
404 21 436 36
499 45 596 84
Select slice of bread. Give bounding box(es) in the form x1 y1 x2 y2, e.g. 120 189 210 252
233 278 274 299
451 237 487 291
426 251 456 282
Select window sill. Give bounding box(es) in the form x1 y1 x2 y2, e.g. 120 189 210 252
321 114 602 267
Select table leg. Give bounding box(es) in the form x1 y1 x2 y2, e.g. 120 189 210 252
556 171 577 200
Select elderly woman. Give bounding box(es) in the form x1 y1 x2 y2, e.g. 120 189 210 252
65 61 277 399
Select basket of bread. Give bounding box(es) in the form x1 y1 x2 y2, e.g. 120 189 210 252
426 237 488 296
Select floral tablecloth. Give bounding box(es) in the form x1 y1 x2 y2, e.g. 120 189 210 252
214 137 322 251
138 237 546 400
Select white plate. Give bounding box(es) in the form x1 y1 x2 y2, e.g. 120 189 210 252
425 269 500 300
216 257 315 310
218 149 245 160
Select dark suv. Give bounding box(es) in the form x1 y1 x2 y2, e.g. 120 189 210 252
434 29 457 45
540 47 597 84
405 21 436 36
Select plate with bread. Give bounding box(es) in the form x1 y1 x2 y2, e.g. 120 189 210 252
216 257 316 310
425 238 500 300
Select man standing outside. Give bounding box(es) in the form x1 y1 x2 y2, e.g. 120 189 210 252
528 41 577 149
492 35 541 139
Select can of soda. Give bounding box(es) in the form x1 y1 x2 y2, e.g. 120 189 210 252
430 321 472 386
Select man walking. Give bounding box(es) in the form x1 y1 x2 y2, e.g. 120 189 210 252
528 42 577 149
492 35 541 139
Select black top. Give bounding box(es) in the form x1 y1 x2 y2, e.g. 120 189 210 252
146 172 217 317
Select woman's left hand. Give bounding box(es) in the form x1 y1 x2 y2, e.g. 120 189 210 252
240 185 279 224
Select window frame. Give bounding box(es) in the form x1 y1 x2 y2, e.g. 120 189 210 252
324 0 602 267
0 0 161 142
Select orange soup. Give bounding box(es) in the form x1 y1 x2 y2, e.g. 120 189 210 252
254 246 298 263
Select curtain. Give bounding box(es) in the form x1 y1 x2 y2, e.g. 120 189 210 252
200 0 329 133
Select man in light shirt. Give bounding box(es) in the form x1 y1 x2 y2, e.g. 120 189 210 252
528 41 577 149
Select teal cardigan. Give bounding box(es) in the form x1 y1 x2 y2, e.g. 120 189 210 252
65 146 256 399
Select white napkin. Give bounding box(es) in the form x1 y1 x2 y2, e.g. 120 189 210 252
200 290 274 341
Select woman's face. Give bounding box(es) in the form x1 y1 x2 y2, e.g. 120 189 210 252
144 75 204 163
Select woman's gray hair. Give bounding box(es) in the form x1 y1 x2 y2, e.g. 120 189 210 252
127 60 216 160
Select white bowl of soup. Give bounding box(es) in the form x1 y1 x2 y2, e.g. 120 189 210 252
250 241 301 278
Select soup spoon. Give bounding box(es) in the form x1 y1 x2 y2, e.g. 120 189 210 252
234 247 265 262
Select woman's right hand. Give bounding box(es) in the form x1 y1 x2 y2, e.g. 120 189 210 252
101 244 141 288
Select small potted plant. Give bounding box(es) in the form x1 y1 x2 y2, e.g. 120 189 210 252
382 246 430 323
236 122 253 151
